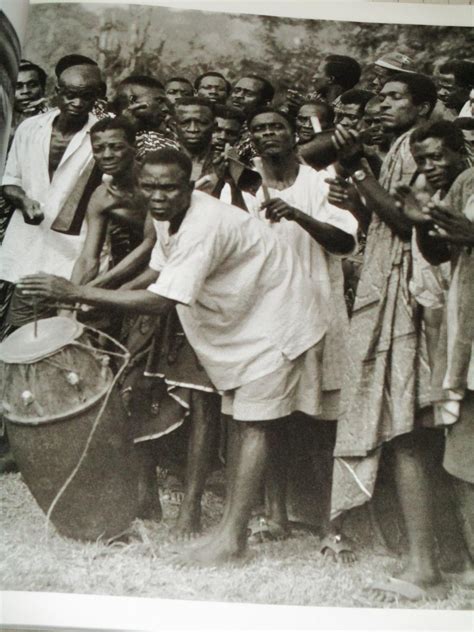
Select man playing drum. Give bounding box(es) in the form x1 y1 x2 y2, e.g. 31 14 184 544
18 147 328 567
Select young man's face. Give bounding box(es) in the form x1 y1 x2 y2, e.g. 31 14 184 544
175 104 214 151
362 102 387 146
197 76 228 104
435 72 468 112
334 102 363 131
230 78 265 114
15 69 44 112
138 162 193 222
371 66 393 93
295 104 330 143
56 66 102 121
91 128 135 177
212 117 242 151
379 81 424 134
311 61 331 94
411 136 464 193
249 111 294 157
165 80 193 104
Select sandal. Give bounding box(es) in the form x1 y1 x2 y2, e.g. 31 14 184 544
247 516 290 544
319 533 355 562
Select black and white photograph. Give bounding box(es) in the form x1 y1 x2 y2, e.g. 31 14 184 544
0 0 473 628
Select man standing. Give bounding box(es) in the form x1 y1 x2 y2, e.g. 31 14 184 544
1 56 103 327
246 107 357 549
19 148 328 566
329 73 448 600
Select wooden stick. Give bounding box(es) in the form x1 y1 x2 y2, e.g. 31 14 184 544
33 298 38 338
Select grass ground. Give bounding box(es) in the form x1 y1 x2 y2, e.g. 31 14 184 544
1 472 473 611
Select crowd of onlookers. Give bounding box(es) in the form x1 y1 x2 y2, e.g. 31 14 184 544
1 49 473 601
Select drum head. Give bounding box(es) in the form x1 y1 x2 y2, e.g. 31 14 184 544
0 317 84 364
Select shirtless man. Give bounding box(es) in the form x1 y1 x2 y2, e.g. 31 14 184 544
70 116 145 287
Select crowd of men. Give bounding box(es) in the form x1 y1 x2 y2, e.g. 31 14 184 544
1 49 474 602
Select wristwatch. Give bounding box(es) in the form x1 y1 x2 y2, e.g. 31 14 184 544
352 168 368 182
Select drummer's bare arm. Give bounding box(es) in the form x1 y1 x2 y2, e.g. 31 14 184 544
120 266 159 291
70 188 109 286
17 273 176 316
89 214 157 289
3 185 44 224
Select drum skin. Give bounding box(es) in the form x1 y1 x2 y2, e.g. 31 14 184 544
1 327 142 542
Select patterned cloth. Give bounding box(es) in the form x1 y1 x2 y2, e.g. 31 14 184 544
331 130 432 518
135 130 181 162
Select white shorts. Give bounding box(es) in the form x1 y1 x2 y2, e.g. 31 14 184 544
221 341 324 422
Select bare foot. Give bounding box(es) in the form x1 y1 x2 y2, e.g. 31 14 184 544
172 532 245 568
447 567 474 588
394 561 442 588
171 505 202 541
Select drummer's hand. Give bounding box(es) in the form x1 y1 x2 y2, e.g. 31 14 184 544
17 273 80 303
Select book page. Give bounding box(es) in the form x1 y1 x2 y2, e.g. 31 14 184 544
2 1 474 631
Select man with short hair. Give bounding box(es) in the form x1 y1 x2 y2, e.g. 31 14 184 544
334 89 374 131
69 116 144 287
164 77 194 104
174 96 216 182
1 55 103 327
329 73 450 599
309 54 361 105
295 100 334 145
13 60 48 129
435 60 474 116
230 74 274 165
211 104 245 153
400 128 474 584
114 75 179 159
230 74 274 115
194 71 230 105
361 96 392 162
19 147 328 566
246 107 357 548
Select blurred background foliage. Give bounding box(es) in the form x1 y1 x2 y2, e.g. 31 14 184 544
24 3 473 99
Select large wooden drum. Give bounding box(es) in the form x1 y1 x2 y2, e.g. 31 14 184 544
0 317 141 541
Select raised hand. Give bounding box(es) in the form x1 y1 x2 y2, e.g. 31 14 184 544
427 201 474 246
332 124 363 169
325 176 360 212
395 184 432 225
